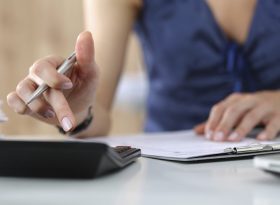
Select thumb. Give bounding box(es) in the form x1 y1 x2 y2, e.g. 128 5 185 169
75 31 95 72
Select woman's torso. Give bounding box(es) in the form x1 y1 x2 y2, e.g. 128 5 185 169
135 0 280 132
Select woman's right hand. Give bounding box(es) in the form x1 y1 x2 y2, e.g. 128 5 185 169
7 31 98 132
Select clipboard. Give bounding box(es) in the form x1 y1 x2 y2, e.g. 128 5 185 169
177 143 280 162
91 130 280 162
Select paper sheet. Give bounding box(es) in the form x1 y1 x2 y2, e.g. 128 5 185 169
91 130 280 160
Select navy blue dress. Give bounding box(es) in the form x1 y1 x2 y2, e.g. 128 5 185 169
135 0 280 132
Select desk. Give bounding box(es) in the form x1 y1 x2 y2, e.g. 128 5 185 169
0 155 279 205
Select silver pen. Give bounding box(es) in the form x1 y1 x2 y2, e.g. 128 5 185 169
26 52 77 105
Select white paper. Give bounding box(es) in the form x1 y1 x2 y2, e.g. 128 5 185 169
91 130 280 160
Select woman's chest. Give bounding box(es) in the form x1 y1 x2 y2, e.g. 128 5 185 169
206 0 257 44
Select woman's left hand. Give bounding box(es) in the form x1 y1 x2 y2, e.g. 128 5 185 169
194 91 280 141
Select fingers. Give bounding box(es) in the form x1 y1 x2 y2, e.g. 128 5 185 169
213 99 258 141
204 91 280 142
205 93 244 140
29 55 73 89
13 78 55 118
7 31 96 133
205 102 226 136
229 106 269 141
8 76 76 132
44 89 76 132
205 94 240 132
7 92 31 115
75 31 96 76
257 116 280 140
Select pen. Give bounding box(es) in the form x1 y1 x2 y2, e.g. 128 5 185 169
26 52 77 105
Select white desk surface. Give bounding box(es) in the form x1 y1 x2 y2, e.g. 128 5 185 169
0 156 279 205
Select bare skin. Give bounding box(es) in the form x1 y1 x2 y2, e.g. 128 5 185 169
7 0 280 141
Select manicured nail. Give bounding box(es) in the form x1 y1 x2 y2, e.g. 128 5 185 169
214 132 224 141
44 109 55 118
228 132 239 141
205 130 213 140
61 82 73 89
62 117 72 132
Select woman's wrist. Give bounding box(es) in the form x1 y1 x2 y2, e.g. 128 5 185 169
68 103 111 138
75 106 94 126
57 106 93 136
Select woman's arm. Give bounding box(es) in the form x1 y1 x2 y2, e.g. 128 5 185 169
7 0 142 138
77 0 142 137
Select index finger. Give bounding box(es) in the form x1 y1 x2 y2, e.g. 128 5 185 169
29 55 73 89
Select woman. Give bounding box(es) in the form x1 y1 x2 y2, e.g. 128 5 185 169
6 0 280 141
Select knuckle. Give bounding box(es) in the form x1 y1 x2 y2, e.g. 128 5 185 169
7 92 16 102
7 95 15 107
212 104 223 114
226 105 239 115
6 92 15 105
7 93 27 115
31 61 45 76
229 93 242 100
16 80 26 95
243 93 253 100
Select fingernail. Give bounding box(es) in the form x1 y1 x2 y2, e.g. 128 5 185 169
44 109 55 118
258 133 267 141
62 117 72 132
61 82 73 90
228 132 239 141
214 131 224 141
205 130 213 140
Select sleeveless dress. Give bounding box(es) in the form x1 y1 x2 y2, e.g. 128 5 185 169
135 0 280 132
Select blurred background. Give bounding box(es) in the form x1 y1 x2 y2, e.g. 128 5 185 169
0 0 146 136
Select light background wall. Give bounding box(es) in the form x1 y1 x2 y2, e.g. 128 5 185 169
0 0 145 136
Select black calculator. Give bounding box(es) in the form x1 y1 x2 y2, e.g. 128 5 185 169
0 139 141 178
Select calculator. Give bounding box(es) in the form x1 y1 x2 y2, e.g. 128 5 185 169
0 139 141 178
